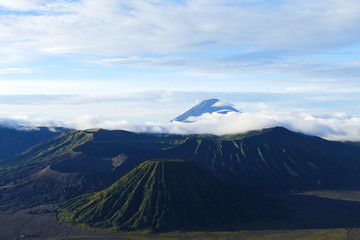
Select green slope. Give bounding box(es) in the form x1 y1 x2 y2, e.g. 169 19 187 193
0 130 97 211
0 129 187 211
59 160 270 232
0 130 93 185
2 126 360 213
0 129 188 187
166 127 360 190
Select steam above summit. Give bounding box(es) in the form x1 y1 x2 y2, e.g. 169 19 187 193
171 99 239 122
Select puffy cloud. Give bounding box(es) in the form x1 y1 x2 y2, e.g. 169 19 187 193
2 110 360 141
212 100 236 108
55 112 360 141
67 115 131 130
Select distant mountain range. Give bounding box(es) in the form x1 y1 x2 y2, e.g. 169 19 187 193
171 98 239 122
2 126 360 216
2 110 360 234
166 126 360 190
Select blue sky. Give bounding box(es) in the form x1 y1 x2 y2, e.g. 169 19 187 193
1 0 360 140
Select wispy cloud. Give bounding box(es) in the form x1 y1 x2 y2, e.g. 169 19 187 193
0 0 359 90
1 0 360 59
0 68 41 74
91 55 360 83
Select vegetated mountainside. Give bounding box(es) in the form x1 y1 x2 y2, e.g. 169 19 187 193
0 126 66 163
171 98 239 122
0 130 93 184
2 126 360 212
165 127 360 191
0 129 187 211
0 130 95 211
59 160 273 232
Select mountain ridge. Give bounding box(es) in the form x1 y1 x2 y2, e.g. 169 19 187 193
0 126 67 163
2 126 360 212
165 126 360 190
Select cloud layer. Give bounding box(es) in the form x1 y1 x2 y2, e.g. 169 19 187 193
1 0 360 70
2 110 360 141
1 0 359 99
73 112 360 141
2 0 360 56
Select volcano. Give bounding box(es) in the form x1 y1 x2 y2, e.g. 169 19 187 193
59 160 269 232
171 98 239 122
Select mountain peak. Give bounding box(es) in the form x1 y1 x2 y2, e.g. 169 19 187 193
171 99 239 122
59 159 266 232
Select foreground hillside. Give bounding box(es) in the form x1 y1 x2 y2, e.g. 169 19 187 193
3 193 360 239
0 129 187 211
59 160 274 232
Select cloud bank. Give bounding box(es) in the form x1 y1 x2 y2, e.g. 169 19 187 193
2 111 360 142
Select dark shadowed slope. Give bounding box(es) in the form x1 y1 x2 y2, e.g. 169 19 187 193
59 160 272 232
0 129 187 211
0 130 93 184
0 126 66 163
165 127 360 191
2 126 360 213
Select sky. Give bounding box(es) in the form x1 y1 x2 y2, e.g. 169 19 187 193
1 0 360 140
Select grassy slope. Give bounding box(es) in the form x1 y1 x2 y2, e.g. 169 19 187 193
0 130 93 185
166 127 360 190
4 126 360 195
0 131 96 211
59 160 271 232
0 129 190 212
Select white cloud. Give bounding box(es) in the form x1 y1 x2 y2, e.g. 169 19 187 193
61 111 360 141
1 90 359 125
0 0 359 91
0 68 40 74
2 109 360 141
212 100 234 107
0 0 43 11
91 55 360 84
0 114 32 128
1 0 360 59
